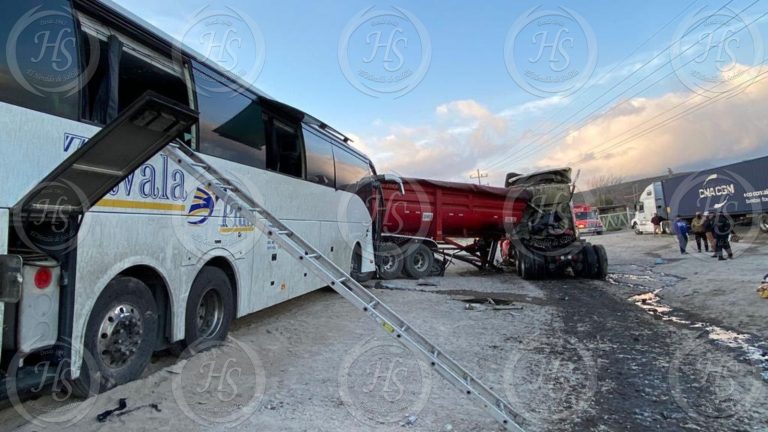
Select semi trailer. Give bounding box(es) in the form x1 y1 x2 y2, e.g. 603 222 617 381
367 168 608 280
631 155 768 234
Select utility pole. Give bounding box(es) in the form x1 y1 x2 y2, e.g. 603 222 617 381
470 169 488 185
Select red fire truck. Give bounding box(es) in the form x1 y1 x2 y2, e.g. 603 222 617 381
573 204 605 235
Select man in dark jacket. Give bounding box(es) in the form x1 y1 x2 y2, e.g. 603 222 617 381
713 213 734 260
651 213 663 235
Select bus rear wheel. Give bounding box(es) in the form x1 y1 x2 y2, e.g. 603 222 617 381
183 267 234 352
74 276 158 397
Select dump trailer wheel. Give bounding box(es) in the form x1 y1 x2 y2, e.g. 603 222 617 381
378 242 404 280
183 267 235 352
403 243 435 279
592 244 609 280
73 277 158 397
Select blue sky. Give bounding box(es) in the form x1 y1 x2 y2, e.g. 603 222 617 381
113 0 768 186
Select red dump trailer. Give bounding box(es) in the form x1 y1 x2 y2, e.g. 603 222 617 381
371 170 608 280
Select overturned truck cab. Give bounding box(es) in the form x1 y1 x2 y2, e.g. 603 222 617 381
504 168 608 280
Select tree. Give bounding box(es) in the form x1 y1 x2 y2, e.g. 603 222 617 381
587 174 625 207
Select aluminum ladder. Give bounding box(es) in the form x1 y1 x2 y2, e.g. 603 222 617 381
163 142 526 432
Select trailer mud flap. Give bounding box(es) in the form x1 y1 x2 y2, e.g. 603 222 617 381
13 92 198 218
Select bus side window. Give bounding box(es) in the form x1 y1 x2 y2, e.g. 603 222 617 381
265 118 303 178
0 1 81 120
193 66 267 168
333 147 371 192
304 129 336 187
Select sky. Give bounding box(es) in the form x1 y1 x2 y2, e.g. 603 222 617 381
112 0 768 189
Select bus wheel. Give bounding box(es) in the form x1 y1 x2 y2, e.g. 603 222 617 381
592 245 609 280
74 277 158 396
351 244 373 283
184 267 234 351
378 242 404 280
403 244 434 279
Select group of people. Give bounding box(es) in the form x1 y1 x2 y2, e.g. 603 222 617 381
674 212 734 260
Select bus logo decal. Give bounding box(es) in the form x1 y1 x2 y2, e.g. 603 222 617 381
187 187 216 225
63 133 88 152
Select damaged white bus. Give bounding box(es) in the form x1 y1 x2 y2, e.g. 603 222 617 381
0 0 378 396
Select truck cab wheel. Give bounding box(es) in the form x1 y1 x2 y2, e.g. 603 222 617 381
403 244 435 279
183 267 235 353
378 242 404 280
578 244 598 278
519 253 541 280
760 214 768 234
632 223 642 235
592 245 608 280
73 276 158 397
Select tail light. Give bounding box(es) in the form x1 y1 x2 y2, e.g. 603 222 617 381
34 267 53 289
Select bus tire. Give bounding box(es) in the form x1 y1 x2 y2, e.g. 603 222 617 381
403 244 434 279
378 242 404 280
183 267 234 351
592 245 609 280
73 276 158 397
351 244 373 283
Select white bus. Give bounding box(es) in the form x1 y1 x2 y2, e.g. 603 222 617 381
0 0 377 396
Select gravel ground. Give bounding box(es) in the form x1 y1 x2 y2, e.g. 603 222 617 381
1 230 767 432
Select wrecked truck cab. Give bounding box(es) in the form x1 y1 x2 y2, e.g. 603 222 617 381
506 168 608 280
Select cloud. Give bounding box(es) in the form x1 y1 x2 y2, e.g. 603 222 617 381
536 66 768 184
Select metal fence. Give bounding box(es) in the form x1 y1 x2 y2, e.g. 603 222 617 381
599 209 635 231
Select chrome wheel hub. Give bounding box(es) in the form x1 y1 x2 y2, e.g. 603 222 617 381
197 289 224 339
97 303 143 369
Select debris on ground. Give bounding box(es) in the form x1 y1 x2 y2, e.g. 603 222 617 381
97 398 128 422
400 415 418 426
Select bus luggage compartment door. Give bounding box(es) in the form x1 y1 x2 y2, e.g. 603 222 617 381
13 92 198 220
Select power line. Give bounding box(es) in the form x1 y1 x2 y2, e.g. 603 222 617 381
489 0 700 165
486 0 755 171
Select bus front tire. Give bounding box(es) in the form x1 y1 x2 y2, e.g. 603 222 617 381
183 267 234 352
73 276 158 397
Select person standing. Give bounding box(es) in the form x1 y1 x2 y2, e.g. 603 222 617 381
651 213 663 235
713 213 734 260
690 212 708 253
703 212 716 252
674 215 689 255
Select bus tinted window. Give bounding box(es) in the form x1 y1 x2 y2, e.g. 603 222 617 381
304 129 335 187
0 1 80 119
334 147 371 191
194 67 267 168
